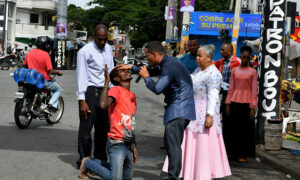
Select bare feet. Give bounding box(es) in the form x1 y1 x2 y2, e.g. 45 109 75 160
78 157 90 179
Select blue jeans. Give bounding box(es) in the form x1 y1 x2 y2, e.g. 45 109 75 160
44 80 62 109
85 142 134 180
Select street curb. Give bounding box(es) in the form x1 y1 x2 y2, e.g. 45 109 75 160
256 149 300 179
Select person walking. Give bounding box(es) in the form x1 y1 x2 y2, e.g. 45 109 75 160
225 45 257 162
123 53 128 64
213 43 240 157
163 45 231 180
76 24 114 168
179 38 199 74
118 41 196 180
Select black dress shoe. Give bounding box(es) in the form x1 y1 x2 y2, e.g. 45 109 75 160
76 159 82 169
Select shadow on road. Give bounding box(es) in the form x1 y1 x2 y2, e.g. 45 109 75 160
0 124 166 178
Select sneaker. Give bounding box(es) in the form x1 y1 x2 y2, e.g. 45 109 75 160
43 104 57 115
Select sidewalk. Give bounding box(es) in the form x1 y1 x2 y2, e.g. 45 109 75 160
256 145 300 179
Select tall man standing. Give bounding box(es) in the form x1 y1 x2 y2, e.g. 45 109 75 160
179 38 199 74
119 41 195 180
213 43 240 156
76 24 114 168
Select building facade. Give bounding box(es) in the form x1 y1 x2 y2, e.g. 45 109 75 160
15 0 57 39
0 0 17 52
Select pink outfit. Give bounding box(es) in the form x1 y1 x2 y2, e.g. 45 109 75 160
163 127 231 180
225 67 257 108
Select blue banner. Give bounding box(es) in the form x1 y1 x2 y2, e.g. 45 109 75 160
190 12 261 37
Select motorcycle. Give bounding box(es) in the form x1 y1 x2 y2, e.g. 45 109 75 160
0 54 15 70
0 51 24 70
13 76 64 129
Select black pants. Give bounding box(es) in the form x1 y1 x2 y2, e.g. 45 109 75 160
230 102 255 158
221 91 234 156
164 118 190 180
77 86 109 163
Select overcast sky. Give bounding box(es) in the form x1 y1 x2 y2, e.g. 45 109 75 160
68 0 97 9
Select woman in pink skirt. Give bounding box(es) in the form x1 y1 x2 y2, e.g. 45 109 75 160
163 45 231 180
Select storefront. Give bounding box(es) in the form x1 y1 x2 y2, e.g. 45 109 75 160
189 12 261 60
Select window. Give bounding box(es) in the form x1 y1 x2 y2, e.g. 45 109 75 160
30 13 39 23
0 4 4 16
8 3 14 17
0 20 3 27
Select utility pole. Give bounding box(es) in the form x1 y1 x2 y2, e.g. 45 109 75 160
57 0 68 38
179 12 191 54
55 0 68 69
231 0 241 56
229 0 234 11
283 17 291 80
2 0 7 54
165 0 176 43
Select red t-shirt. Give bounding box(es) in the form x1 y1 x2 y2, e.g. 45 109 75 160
24 49 52 80
108 86 137 141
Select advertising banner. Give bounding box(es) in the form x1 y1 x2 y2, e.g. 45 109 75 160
55 39 66 69
56 23 66 37
190 12 261 37
168 6 175 21
291 16 300 43
180 0 195 12
257 0 286 128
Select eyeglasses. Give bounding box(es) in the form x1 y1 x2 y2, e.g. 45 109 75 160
241 56 251 60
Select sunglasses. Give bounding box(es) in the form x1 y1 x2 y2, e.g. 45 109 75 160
241 56 251 60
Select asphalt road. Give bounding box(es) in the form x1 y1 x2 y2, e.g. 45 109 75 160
0 70 296 180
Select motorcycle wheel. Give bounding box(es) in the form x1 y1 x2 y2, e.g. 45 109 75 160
0 62 10 70
46 96 64 124
14 98 32 129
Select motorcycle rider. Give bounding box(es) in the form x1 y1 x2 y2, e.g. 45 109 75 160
23 36 63 114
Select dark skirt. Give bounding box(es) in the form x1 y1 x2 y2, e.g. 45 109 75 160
230 102 255 158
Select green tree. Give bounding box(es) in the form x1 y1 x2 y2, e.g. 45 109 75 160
68 4 107 36
194 0 230 12
88 0 167 49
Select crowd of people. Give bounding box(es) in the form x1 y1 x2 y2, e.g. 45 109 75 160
75 24 258 180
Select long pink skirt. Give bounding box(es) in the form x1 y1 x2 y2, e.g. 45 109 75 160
163 126 231 180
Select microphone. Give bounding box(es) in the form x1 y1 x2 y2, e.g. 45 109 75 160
135 62 146 83
135 75 142 83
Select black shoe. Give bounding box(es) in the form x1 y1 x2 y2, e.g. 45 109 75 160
43 104 57 115
76 159 82 169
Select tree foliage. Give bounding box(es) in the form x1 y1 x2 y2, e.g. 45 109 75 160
86 0 167 48
68 0 231 48
194 0 231 12
68 4 106 36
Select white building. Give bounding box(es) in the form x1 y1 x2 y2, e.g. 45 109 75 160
0 0 17 52
15 0 57 39
244 0 299 14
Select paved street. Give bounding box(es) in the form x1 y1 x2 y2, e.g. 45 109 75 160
0 70 297 180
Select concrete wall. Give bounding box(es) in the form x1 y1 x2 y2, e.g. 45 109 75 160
17 0 57 11
16 23 55 38
16 9 43 24
15 0 57 38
